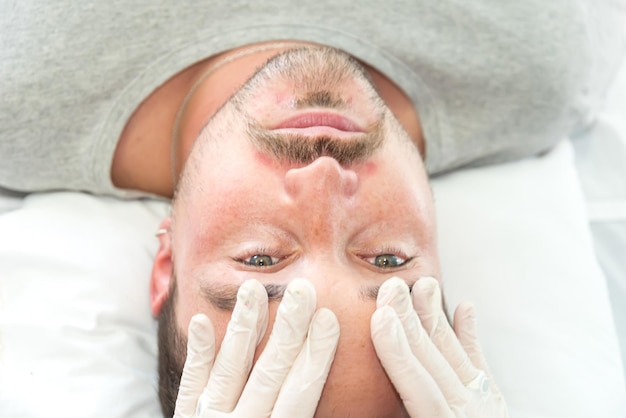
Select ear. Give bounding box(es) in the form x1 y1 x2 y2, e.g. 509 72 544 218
150 217 173 317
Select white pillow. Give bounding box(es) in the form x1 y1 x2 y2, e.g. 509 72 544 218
433 140 626 417
0 141 624 417
0 194 169 418
572 43 626 379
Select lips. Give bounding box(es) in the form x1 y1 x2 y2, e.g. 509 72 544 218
273 112 365 132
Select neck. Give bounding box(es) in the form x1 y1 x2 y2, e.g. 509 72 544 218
111 41 424 198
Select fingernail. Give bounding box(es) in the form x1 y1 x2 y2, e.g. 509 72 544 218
414 276 441 308
309 308 340 342
371 306 404 350
412 277 443 336
189 314 213 349
377 277 410 308
237 280 257 308
464 302 477 331
230 280 261 329
273 278 316 341
281 278 316 315
244 280 269 345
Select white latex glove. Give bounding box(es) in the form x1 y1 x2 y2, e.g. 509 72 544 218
174 278 340 418
371 277 509 417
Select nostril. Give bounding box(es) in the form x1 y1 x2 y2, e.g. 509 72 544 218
342 169 358 197
284 157 358 199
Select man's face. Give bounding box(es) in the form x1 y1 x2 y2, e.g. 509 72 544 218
156 47 440 417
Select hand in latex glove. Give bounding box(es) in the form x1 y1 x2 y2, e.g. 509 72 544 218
371 277 509 417
174 278 340 418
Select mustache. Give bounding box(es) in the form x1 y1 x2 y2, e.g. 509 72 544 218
246 116 385 166
294 91 346 109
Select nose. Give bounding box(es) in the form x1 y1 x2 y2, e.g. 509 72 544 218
284 156 358 201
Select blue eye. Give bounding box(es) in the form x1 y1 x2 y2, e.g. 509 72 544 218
244 254 277 267
372 254 406 268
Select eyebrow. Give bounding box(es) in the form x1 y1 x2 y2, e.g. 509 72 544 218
200 280 413 311
200 282 287 311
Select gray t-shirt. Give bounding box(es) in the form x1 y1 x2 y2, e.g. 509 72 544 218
1 0 623 198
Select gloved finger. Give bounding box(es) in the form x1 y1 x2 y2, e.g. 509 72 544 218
453 302 502 397
371 305 454 418
201 279 268 412
236 278 317 416
174 314 216 418
271 308 340 418
377 277 468 410
412 277 483 387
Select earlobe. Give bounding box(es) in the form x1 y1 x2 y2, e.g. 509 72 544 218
150 217 173 316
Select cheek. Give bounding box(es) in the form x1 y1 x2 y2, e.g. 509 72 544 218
192 304 279 365
363 161 378 176
178 301 234 357
253 149 277 170
209 312 233 354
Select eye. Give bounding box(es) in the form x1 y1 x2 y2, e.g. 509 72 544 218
370 254 407 268
243 254 278 267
